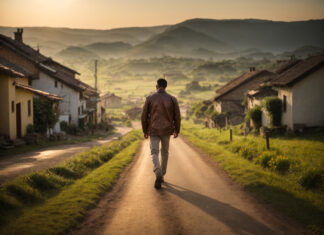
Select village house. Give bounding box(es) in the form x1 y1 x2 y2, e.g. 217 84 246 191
271 54 324 131
78 80 105 126
101 93 122 108
0 59 62 141
213 67 276 125
0 29 97 131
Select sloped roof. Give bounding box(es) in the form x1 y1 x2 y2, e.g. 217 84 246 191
214 70 276 100
275 59 302 75
0 56 31 77
15 83 63 101
0 63 25 78
0 33 83 91
101 93 122 99
271 54 324 86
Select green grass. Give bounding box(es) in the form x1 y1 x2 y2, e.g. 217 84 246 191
181 120 324 234
0 130 143 233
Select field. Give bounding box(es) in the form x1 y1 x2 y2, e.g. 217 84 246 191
181 120 324 233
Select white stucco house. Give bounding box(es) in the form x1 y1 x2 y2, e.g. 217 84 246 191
271 54 324 131
0 29 93 132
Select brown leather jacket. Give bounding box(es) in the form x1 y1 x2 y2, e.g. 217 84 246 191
141 89 181 136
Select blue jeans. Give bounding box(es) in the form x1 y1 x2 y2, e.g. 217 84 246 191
149 135 170 177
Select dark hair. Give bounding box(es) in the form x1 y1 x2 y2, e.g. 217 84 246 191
157 78 167 88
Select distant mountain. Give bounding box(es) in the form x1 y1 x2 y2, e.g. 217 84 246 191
56 46 100 62
85 42 132 57
131 26 229 57
1 19 323 58
176 18 324 52
0 25 169 56
279 45 324 59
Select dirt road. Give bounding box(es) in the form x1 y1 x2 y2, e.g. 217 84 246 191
0 126 132 184
74 137 304 235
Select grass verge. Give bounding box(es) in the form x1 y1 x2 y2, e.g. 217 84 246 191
181 120 324 234
0 130 142 234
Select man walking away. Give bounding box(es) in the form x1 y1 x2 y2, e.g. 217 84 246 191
141 78 181 189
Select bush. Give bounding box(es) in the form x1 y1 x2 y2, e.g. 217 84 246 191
239 146 258 160
245 105 262 129
256 151 276 168
60 121 68 132
269 155 290 173
99 150 114 162
299 170 324 190
26 124 34 134
262 97 282 126
48 167 79 179
26 173 57 191
5 184 40 203
33 98 59 133
66 124 79 135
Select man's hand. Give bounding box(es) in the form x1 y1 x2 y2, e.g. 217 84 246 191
173 133 178 138
144 133 149 139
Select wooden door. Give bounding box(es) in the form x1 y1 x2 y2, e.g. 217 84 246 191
16 103 21 138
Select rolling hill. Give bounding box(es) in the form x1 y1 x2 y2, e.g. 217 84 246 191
130 26 230 57
176 18 324 52
85 42 132 57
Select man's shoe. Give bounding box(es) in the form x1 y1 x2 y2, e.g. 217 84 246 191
154 176 163 189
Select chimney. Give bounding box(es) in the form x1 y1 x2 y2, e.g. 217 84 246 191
14 28 23 43
249 67 256 72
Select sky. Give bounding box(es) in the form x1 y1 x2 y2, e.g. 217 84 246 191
0 0 323 29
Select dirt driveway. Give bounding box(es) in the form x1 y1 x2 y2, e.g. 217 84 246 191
0 126 132 184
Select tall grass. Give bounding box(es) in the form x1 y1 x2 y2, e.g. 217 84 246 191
181 120 324 233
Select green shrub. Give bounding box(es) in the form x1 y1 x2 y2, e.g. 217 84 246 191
48 167 79 179
256 151 276 168
230 144 242 153
269 155 290 173
33 98 59 133
239 146 257 160
26 173 57 191
5 184 40 203
299 170 324 190
262 97 282 126
99 150 114 162
60 121 68 132
245 105 262 129
0 195 17 211
66 124 79 135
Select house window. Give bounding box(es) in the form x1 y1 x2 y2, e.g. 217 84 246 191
11 101 15 113
69 114 72 124
78 107 81 115
283 95 287 112
28 100 31 116
55 80 58 88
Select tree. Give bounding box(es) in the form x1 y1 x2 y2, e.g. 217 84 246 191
33 98 59 133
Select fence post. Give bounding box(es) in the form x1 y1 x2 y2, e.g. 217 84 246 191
230 129 233 142
265 132 270 150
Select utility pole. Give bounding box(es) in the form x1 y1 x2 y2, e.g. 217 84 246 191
94 60 98 90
